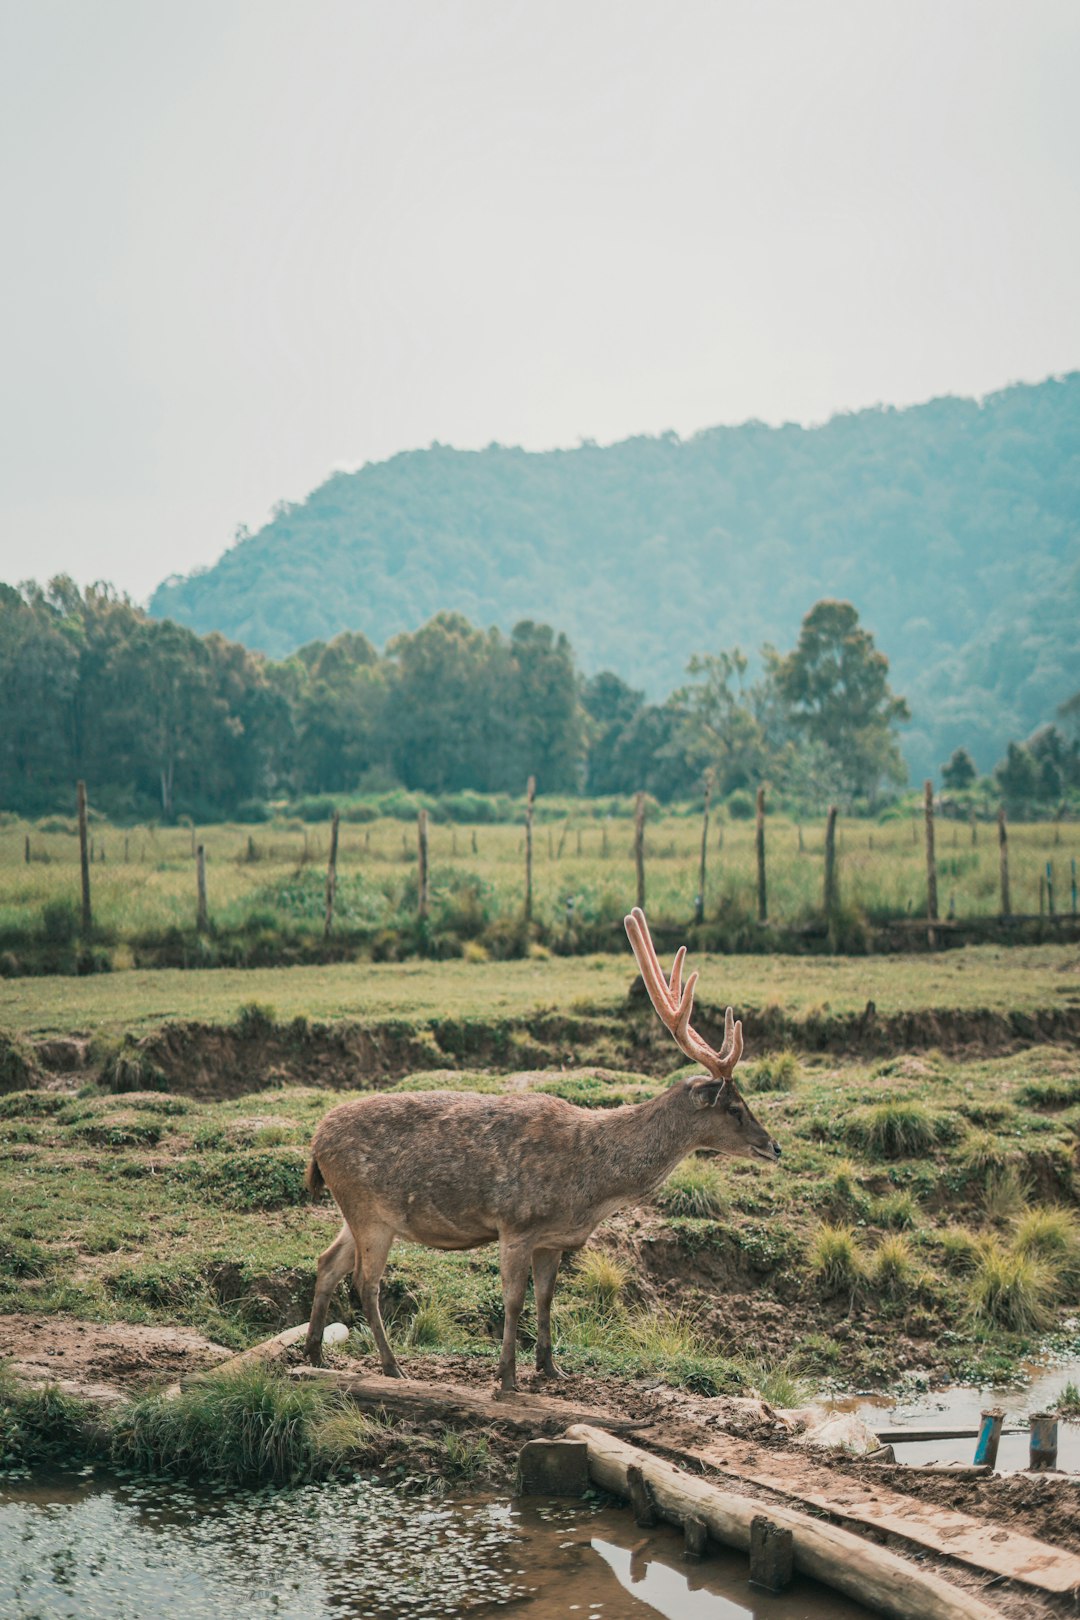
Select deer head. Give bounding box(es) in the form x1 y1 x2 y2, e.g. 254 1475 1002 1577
624 906 781 1164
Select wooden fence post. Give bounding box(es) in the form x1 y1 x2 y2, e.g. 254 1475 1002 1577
998 808 1010 918
755 786 767 924
697 771 713 923
970 810 977 846
524 776 536 923
1046 861 1055 917
634 791 646 911
196 844 209 932
324 812 340 938
417 809 429 920
24 834 30 865
824 805 839 920
924 780 938 942
76 779 92 936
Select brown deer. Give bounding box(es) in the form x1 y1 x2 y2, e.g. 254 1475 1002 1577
303 907 780 1390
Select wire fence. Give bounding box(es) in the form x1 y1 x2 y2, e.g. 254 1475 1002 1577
2 782 1078 971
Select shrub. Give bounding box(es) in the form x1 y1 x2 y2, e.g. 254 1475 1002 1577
726 791 755 820
233 1002 278 1040
807 1223 864 1293
406 1301 453 1348
1058 1381 1080 1418
967 1240 1054 1334
658 1157 728 1219
179 1150 309 1210
0 1367 96 1469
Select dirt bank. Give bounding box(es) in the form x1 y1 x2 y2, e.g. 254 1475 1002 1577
9 995 1080 1100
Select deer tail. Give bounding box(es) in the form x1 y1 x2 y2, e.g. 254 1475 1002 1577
305 1154 325 1200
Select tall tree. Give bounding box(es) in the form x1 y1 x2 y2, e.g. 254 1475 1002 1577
774 600 909 802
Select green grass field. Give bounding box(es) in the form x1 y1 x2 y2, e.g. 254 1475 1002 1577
2 806 1076 958
3 1042 1079 1393
1 942 1077 1038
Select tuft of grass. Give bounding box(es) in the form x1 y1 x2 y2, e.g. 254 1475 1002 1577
939 1225 982 1273
870 1235 918 1298
807 1223 864 1293
743 1050 798 1092
572 1249 631 1309
1057 1381 1080 1419
1011 1207 1080 1283
960 1131 1014 1185
821 1158 868 1218
845 1101 951 1159
966 1240 1054 1334
112 1364 357 1484
742 1359 807 1408
658 1156 728 1219
406 1301 453 1348
0 1365 98 1470
870 1191 918 1230
982 1165 1032 1226
438 1429 493 1480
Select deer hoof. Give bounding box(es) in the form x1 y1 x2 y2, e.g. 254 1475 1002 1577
537 1359 564 1381
381 1361 403 1379
305 1341 323 1368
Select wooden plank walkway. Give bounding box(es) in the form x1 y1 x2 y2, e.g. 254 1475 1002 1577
645 1426 1080 1594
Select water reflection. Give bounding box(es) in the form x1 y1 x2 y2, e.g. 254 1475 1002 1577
0 1472 872 1620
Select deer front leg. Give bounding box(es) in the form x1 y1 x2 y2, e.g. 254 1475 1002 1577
305 1222 355 1365
532 1247 564 1380
496 1236 532 1394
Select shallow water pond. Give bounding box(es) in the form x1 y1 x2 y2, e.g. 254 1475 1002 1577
831 1354 1080 1471
0 1470 872 1619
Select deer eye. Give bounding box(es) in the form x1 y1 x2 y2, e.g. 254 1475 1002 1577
729 1105 744 1123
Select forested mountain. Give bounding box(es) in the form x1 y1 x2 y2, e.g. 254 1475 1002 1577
151 375 1080 781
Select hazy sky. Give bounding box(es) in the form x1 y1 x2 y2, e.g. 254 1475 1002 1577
2 0 1078 604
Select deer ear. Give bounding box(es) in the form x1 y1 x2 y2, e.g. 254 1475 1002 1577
690 1077 727 1110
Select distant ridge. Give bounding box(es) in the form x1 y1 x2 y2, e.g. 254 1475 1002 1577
150 375 1080 780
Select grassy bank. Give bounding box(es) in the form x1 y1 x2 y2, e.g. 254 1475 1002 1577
3 1037 1080 1395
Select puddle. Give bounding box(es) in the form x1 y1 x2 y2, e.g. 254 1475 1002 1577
0 1469 874 1619
827 1356 1080 1472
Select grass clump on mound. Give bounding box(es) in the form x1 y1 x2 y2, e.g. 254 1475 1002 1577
571 1248 631 1309
870 1235 919 1299
658 1156 728 1219
1011 1207 1080 1283
807 1223 864 1293
966 1240 1054 1334
112 1363 394 1485
845 1101 951 1159
0 1366 99 1473
742 1051 798 1093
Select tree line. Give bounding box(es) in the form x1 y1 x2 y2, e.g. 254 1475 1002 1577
1 577 1072 822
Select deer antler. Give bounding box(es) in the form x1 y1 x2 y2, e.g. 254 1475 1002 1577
624 906 743 1082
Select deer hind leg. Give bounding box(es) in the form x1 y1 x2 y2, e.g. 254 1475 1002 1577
305 1222 355 1366
532 1247 564 1380
356 1224 401 1379
496 1235 533 1394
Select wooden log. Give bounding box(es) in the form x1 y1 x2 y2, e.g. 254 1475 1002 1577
292 1367 645 1435
566 1424 1000 1620
1030 1411 1058 1472
161 1322 321 1400
641 1427 1079 1593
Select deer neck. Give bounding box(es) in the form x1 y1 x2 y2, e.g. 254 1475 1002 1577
593 1084 703 1202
